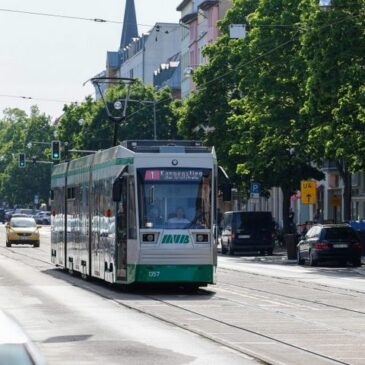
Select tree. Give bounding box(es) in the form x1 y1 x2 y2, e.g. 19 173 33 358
300 0 365 221
179 0 324 232
178 0 259 189
56 81 180 154
0 107 53 207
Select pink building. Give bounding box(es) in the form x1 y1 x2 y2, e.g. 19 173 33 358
177 0 232 97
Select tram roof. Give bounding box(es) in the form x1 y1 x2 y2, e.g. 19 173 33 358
122 140 213 154
51 141 215 187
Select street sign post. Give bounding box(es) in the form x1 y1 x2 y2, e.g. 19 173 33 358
300 180 317 205
250 182 260 199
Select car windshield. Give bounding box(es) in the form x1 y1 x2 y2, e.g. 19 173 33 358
233 213 274 231
15 209 33 215
138 168 212 229
10 219 36 228
323 227 358 240
0 344 34 365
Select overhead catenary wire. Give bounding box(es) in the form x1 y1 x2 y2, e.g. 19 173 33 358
0 8 153 28
0 94 74 104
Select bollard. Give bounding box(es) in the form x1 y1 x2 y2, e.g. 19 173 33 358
284 234 298 260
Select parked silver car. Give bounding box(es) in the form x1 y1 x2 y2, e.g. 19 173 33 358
0 310 47 365
35 211 51 225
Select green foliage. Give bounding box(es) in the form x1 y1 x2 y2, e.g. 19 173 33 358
178 0 260 188
0 107 54 207
300 0 365 219
178 0 328 231
57 81 181 153
300 0 365 171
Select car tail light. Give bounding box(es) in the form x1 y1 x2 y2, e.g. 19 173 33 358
352 242 362 249
314 242 330 249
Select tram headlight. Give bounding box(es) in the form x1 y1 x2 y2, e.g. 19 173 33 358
196 234 209 243
143 233 156 243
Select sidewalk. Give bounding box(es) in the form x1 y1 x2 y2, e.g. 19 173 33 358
218 246 365 266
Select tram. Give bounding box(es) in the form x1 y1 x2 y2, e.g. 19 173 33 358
51 140 217 287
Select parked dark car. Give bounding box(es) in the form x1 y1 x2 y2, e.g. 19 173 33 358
0 209 5 224
297 224 362 267
221 211 275 255
5 209 15 222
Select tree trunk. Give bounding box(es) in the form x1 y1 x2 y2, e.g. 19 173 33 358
281 186 292 233
336 161 352 222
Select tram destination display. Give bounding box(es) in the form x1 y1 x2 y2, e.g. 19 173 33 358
144 169 208 182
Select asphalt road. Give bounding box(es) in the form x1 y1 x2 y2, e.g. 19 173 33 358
1 225 365 365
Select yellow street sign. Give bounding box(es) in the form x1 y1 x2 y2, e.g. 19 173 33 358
300 180 317 205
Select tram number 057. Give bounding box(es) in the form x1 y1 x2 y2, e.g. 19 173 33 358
148 271 160 278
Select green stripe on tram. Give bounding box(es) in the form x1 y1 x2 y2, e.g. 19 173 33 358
92 158 134 172
51 157 134 180
134 264 215 283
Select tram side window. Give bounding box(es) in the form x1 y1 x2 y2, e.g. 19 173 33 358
67 187 76 200
128 176 137 239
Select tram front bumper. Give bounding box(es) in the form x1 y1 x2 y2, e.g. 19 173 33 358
135 264 215 284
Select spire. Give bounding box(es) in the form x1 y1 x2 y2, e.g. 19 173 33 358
120 0 139 49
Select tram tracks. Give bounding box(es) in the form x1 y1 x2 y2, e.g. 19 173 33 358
216 279 365 316
0 246 360 365
218 266 365 296
137 292 352 365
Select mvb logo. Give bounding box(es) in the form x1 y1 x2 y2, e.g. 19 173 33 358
161 234 190 244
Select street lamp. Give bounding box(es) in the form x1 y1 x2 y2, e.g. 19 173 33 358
113 100 123 111
183 66 195 78
183 65 201 78
85 77 136 147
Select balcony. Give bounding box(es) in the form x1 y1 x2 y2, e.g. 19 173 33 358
199 0 219 11
180 12 198 24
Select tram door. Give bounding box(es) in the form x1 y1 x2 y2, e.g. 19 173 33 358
115 175 128 280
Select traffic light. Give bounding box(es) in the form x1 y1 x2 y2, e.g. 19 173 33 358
51 140 61 160
19 153 26 168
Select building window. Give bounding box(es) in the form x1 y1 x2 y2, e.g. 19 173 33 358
129 69 134 78
352 173 359 187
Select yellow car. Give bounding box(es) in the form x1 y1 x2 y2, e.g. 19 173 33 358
5 217 40 247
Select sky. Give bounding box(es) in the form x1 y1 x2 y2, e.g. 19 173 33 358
0 0 182 121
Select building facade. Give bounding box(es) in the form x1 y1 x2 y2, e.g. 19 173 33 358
94 0 181 98
119 23 181 86
177 0 232 98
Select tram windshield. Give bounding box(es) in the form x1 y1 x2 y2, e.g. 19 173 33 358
138 168 212 229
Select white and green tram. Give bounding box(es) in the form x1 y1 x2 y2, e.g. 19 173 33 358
51 140 217 287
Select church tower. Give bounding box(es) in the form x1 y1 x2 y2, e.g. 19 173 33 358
120 0 139 50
